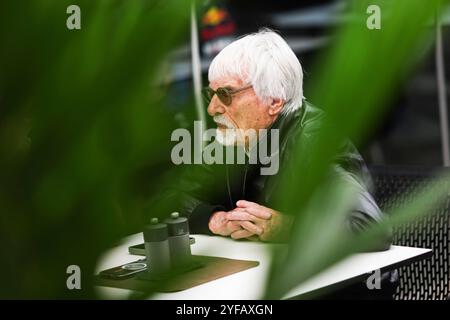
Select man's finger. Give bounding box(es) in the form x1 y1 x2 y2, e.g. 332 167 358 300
227 210 258 222
226 221 242 234
241 205 272 219
236 200 259 208
236 200 272 219
230 229 254 240
239 221 263 235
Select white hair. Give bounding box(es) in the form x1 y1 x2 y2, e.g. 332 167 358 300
208 28 304 116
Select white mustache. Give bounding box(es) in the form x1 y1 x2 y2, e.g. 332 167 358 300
213 115 235 129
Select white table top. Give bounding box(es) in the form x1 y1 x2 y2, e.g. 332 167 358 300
95 233 431 299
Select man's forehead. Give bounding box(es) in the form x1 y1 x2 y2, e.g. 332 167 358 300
209 77 245 89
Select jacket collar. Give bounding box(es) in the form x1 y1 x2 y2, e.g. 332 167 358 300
267 99 306 145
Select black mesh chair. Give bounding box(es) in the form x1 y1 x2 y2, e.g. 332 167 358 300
369 165 450 300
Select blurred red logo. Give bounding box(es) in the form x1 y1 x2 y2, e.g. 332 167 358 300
202 6 229 26
201 6 236 42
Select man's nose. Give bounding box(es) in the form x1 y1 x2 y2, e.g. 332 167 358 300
207 96 226 117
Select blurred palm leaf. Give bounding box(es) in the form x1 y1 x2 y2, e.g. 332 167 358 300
265 0 449 299
0 0 190 298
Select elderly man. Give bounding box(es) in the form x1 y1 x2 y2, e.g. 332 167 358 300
158 29 397 298
174 29 385 243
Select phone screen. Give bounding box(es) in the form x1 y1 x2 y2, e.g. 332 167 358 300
99 259 147 279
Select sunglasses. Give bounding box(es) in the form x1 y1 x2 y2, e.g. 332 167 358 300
202 84 252 106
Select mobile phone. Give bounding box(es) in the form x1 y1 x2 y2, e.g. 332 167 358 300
98 259 147 279
128 237 196 256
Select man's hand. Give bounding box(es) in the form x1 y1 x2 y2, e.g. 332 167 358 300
208 200 294 242
208 209 261 240
227 200 294 242
208 210 244 236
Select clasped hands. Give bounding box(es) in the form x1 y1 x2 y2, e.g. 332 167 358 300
208 200 292 242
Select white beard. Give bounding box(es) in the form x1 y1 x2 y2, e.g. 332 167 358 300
215 128 238 146
213 114 240 146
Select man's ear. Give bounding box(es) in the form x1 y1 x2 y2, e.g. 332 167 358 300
268 98 284 116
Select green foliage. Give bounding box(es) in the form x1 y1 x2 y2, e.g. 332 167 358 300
0 0 190 298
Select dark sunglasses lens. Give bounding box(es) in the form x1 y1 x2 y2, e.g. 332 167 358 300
217 88 232 105
202 87 214 104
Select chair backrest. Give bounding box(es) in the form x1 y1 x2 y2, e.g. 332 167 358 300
369 165 450 300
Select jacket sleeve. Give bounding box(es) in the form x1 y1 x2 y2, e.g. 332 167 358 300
333 142 392 251
153 163 227 235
